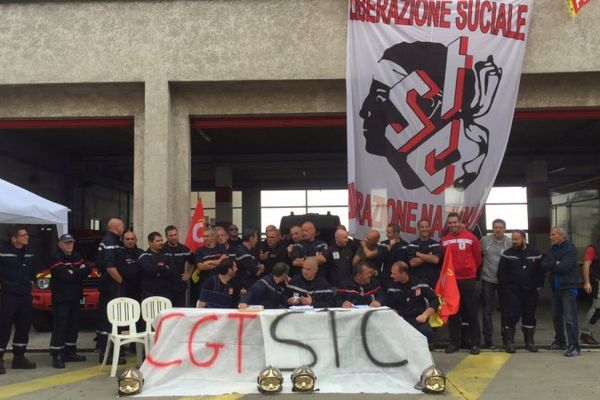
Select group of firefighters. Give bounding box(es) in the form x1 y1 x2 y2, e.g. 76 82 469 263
0 212 598 374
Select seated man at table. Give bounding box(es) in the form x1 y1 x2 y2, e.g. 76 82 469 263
286 257 336 308
239 262 289 309
197 258 238 308
386 261 439 343
337 262 385 308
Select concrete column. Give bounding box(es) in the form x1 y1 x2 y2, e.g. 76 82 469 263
215 166 233 227
135 80 189 239
526 160 551 252
242 188 261 232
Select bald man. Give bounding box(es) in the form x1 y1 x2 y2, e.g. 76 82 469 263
290 221 328 277
95 218 126 363
327 229 356 287
353 230 385 274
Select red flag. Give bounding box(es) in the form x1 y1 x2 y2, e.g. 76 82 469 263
185 198 206 253
433 249 461 324
568 0 590 15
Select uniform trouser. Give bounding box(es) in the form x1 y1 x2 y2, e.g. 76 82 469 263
406 317 434 341
481 280 507 342
50 301 80 355
448 279 481 347
171 290 187 308
0 292 32 357
505 286 539 329
582 280 600 335
552 288 579 347
96 280 124 352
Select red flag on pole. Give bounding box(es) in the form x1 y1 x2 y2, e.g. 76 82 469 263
185 198 206 253
430 249 461 326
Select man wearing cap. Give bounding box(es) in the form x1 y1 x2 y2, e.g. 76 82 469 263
95 218 126 363
0 226 37 374
49 234 90 368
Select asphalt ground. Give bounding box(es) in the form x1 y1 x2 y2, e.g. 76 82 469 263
2 287 600 399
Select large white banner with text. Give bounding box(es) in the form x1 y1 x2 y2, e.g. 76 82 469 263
138 308 432 396
347 0 534 240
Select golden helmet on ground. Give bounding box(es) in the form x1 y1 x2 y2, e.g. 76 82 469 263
414 365 446 394
117 367 144 396
257 365 284 393
290 365 317 392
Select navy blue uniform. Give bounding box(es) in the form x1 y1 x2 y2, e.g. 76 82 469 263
198 275 236 308
387 278 439 340
286 274 336 308
406 238 441 287
193 245 226 302
235 245 263 290
336 278 385 307
327 244 355 288
162 243 194 307
117 246 143 301
138 249 173 300
289 240 329 277
0 242 35 357
380 239 408 289
240 275 287 309
49 250 89 355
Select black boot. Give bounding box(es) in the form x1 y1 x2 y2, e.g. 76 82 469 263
64 352 86 362
52 353 65 369
0 358 5 375
12 354 37 369
504 327 516 353
523 327 538 353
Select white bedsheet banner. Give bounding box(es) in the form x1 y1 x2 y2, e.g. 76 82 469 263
138 308 433 396
347 0 534 240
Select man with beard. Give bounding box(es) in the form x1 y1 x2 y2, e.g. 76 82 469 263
162 225 195 307
235 229 265 290
197 258 238 309
441 212 482 355
138 232 172 300
327 229 356 288
119 231 143 302
337 262 385 308
497 230 543 353
541 227 580 357
287 257 335 308
259 228 286 276
387 261 439 344
407 219 441 288
239 262 289 309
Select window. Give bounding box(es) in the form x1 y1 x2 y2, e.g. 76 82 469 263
260 189 349 233
190 191 242 229
485 187 528 233
89 218 101 231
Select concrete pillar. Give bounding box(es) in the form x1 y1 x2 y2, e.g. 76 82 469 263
242 188 261 232
134 80 190 240
215 166 233 227
526 160 551 252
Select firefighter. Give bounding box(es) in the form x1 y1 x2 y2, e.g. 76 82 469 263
49 234 90 368
162 225 194 307
95 218 126 364
0 226 37 374
138 232 172 299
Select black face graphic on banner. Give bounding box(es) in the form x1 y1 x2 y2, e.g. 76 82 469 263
359 38 502 194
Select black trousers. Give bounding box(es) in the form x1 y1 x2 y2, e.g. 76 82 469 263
406 317 434 341
171 290 187 308
505 286 539 329
0 292 32 356
50 301 81 355
448 279 481 347
481 280 507 342
96 280 124 352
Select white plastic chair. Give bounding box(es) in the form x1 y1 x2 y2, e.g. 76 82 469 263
141 296 173 350
100 297 147 377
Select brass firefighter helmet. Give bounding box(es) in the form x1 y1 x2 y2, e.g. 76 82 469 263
290 365 317 392
415 365 446 394
257 366 284 393
118 367 144 396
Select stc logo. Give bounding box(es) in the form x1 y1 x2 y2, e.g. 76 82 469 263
359 37 502 194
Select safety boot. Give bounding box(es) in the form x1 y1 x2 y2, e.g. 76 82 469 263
523 327 538 352
52 353 65 369
12 354 37 369
64 352 87 362
504 327 516 353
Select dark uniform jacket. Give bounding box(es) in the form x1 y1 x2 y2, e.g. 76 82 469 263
240 274 287 309
138 249 173 298
260 242 287 276
541 239 579 290
286 274 336 308
162 242 194 294
0 242 35 296
336 277 385 307
380 239 408 288
50 250 89 303
194 245 226 285
96 232 124 288
406 238 441 287
327 244 355 288
117 246 143 298
497 246 544 290
289 239 329 278
235 244 262 289
386 278 439 319
198 274 236 308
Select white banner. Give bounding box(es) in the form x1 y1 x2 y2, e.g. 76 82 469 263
138 308 433 396
347 0 534 241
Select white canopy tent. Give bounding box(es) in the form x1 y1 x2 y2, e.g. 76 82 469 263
0 178 69 237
